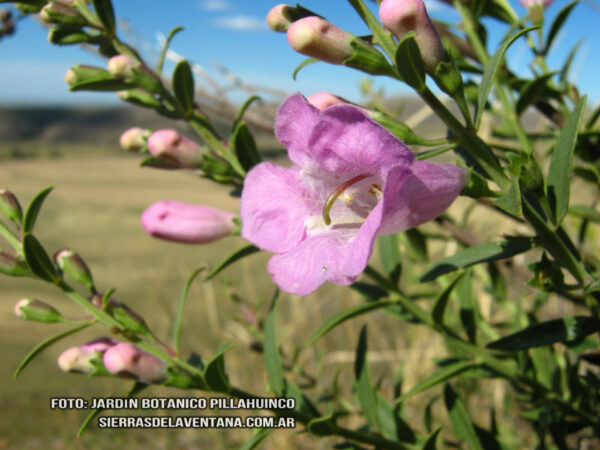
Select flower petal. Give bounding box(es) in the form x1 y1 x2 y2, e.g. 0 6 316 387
241 162 311 253
379 160 467 234
307 105 413 176
275 93 320 166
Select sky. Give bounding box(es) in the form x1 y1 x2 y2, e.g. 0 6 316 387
0 0 599 106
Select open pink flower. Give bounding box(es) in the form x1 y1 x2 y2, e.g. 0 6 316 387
241 94 466 295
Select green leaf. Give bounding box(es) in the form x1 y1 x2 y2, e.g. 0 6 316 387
475 27 537 128
378 233 400 282
516 73 556 116
444 384 484 450
48 28 90 45
376 392 416 443
238 428 273 450
544 1 578 55
205 245 260 281
353 325 379 431
139 155 178 169
560 39 583 88
395 32 425 92
14 321 93 378
78 408 103 437
173 266 205 354
432 273 464 325
461 169 501 199
172 60 195 117
23 186 53 234
422 427 442 450
157 26 184 76
420 237 534 282
284 379 320 416
307 300 391 347
203 342 233 392
22 234 59 283
405 228 428 262
292 58 318 80
347 0 397 59
487 316 600 350
396 361 475 402
458 270 477 343
494 177 523 217
232 95 260 131
91 0 115 35
371 111 442 146
264 291 284 396
230 121 261 172
547 96 587 225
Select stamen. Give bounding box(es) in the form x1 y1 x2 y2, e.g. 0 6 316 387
322 174 371 225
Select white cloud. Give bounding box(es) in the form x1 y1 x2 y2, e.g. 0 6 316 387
214 15 267 31
199 0 231 11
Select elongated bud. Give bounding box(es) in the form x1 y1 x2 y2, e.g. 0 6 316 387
287 17 353 64
379 0 445 73
54 249 95 291
0 189 22 226
58 337 116 374
104 343 168 384
0 250 29 277
307 92 352 110
141 201 235 244
64 64 113 87
117 89 161 109
119 127 150 152
107 54 139 78
14 298 64 323
40 2 87 27
267 4 317 32
147 129 204 168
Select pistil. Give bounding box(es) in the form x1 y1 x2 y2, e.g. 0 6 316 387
322 174 372 225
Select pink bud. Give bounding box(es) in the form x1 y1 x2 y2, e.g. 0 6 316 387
58 347 96 374
147 129 203 168
64 68 77 85
266 4 294 32
287 17 353 65
379 0 445 72
103 343 167 384
82 337 118 353
307 92 352 110
107 54 139 78
119 127 149 152
518 0 553 7
141 201 235 244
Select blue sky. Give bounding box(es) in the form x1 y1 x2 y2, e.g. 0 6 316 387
0 0 599 105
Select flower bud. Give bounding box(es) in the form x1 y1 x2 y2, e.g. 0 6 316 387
379 0 445 72
307 92 352 110
103 343 168 384
518 0 553 8
14 298 64 323
141 201 235 244
58 338 116 375
147 129 204 168
119 127 149 152
117 89 161 109
287 17 353 64
0 189 22 226
267 4 294 32
107 54 139 78
0 250 29 277
82 337 119 353
54 249 94 291
64 64 112 88
40 2 87 27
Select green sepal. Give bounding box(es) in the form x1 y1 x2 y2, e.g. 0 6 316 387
394 32 425 91
345 35 396 77
68 65 131 91
117 89 160 109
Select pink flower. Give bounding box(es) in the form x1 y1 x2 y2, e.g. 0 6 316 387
307 92 352 111
518 0 554 7
240 94 466 295
103 343 167 384
57 337 117 374
141 201 235 244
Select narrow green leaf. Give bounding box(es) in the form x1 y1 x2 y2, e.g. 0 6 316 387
458 270 477 343
516 73 556 116
23 186 53 234
378 233 400 280
264 291 284 396
475 27 538 128
487 316 600 350
376 392 416 443
547 96 587 225
422 427 442 450
560 40 583 88
284 379 320 416
172 60 195 117
157 26 184 76
203 342 233 392
405 228 428 261
139 155 178 169
347 0 397 59
432 273 464 325
78 408 103 437
354 325 379 431
91 0 115 35
205 245 260 281
420 237 534 282
544 1 578 55
239 428 273 450
396 361 475 402
173 266 205 354
292 58 318 80
233 95 260 131
307 300 391 347
14 321 93 378
395 33 425 92
231 121 261 172
22 233 59 283
372 111 442 146
444 384 484 450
